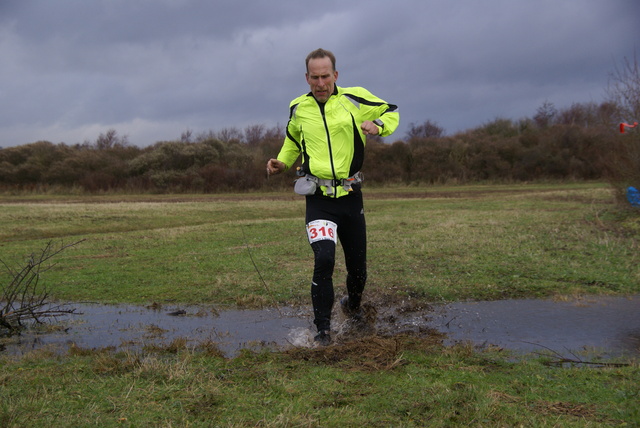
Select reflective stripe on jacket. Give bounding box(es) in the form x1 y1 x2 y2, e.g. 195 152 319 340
277 85 399 198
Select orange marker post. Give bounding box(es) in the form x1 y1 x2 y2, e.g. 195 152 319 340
620 122 638 133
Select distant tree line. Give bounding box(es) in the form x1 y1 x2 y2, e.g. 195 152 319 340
0 99 630 194
0 127 284 193
1 51 638 197
367 101 620 185
0 97 640 193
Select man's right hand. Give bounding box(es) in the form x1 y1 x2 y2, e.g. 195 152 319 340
266 159 286 176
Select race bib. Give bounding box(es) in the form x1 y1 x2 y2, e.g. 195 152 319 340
306 220 337 244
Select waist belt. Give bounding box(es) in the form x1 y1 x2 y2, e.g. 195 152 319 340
304 171 364 195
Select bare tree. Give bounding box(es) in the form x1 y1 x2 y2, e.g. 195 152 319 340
244 124 266 146
215 127 243 143
95 129 129 150
534 100 557 128
606 50 640 123
406 120 445 140
180 129 193 143
0 240 84 333
603 51 640 206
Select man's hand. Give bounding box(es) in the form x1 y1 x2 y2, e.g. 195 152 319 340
361 120 380 136
267 158 286 176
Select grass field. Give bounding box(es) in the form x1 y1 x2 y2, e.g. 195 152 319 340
0 182 638 306
0 182 638 426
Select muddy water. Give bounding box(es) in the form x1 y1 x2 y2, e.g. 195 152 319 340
2 295 639 359
2 304 310 357
398 295 640 358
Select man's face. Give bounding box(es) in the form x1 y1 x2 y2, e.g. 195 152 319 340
306 56 338 103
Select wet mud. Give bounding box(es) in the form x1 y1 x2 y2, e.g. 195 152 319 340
2 295 638 359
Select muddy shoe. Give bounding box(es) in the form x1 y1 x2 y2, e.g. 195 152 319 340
314 330 331 346
340 297 363 322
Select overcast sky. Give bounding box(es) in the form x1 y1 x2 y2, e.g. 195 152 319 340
1 0 637 148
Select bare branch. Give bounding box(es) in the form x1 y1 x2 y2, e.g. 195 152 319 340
0 239 84 333
606 50 640 122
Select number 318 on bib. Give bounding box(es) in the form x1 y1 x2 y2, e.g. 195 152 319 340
306 220 338 244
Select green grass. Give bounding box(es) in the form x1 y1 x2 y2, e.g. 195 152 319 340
1 182 636 305
0 183 639 426
0 340 637 426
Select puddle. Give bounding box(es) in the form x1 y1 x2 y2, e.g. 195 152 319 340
1 295 638 359
402 295 640 359
1 304 311 357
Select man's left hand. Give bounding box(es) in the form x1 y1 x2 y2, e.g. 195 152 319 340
361 121 380 136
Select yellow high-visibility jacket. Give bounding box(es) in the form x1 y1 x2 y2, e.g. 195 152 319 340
276 85 399 198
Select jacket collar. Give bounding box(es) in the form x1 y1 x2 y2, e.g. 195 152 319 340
307 86 340 103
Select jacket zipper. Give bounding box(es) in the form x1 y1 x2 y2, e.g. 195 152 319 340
318 101 338 197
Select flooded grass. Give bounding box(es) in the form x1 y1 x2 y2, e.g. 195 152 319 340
3 294 638 363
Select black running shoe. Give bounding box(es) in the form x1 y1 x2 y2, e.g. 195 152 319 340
340 296 363 321
314 330 331 346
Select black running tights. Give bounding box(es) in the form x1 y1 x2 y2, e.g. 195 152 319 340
305 190 367 331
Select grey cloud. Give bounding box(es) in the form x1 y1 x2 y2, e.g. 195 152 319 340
0 0 638 147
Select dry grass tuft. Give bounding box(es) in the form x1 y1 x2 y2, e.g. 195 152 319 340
284 334 442 371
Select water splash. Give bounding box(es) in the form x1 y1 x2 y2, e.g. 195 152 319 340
287 327 314 348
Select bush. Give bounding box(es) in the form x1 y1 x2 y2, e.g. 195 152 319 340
0 100 632 193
